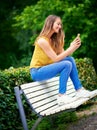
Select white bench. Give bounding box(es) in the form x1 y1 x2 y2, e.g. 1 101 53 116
14 76 97 130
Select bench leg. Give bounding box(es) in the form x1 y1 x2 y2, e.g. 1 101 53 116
14 86 28 130
31 116 43 130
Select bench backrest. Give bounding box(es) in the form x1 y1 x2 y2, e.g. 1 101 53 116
20 76 76 116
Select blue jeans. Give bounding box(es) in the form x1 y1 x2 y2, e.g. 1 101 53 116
30 56 82 94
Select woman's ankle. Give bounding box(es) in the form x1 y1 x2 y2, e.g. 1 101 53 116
58 93 66 97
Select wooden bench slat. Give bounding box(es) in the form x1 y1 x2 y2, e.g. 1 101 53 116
28 91 58 103
22 84 75 98
30 95 88 115
23 87 75 106
23 84 58 95
25 88 76 104
21 77 72 90
22 81 59 93
67 92 76 97
33 100 57 113
23 87 58 98
30 100 57 110
21 77 59 89
22 81 74 93
40 105 59 116
32 93 89 114
21 79 73 95
27 88 76 104
30 95 57 108
22 79 74 97
40 98 89 116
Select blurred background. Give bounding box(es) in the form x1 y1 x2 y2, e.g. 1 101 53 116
0 0 97 73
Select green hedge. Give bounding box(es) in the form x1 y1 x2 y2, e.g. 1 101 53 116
0 58 97 130
76 58 97 90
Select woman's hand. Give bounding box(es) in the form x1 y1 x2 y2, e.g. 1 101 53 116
70 34 81 47
69 34 81 52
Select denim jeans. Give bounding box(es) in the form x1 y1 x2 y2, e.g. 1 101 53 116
30 56 82 94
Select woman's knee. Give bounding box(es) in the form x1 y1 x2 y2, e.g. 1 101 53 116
66 56 75 65
68 56 75 61
62 60 72 70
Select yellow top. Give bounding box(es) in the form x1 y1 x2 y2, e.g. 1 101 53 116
30 36 54 69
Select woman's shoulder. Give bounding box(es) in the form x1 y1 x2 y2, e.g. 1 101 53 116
35 36 49 45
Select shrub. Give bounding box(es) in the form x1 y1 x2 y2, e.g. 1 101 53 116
0 66 32 130
76 58 97 90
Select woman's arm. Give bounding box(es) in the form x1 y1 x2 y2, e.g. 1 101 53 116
37 35 81 62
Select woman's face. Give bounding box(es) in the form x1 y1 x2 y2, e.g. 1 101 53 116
53 18 62 33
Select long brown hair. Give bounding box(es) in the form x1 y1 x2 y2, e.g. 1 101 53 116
39 15 65 54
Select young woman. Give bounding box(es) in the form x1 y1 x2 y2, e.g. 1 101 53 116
30 15 92 106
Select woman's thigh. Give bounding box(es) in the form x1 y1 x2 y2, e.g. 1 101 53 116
30 60 72 81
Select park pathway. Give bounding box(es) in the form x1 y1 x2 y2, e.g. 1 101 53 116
67 103 97 130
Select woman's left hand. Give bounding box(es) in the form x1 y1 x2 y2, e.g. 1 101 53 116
70 34 81 47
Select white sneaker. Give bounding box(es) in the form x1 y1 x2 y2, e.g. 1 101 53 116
57 94 76 106
76 87 93 99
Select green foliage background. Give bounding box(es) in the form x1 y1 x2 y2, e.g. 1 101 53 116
13 0 97 72
0 0 97 73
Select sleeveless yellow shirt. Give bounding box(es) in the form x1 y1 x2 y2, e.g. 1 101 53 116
30 37 54 69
